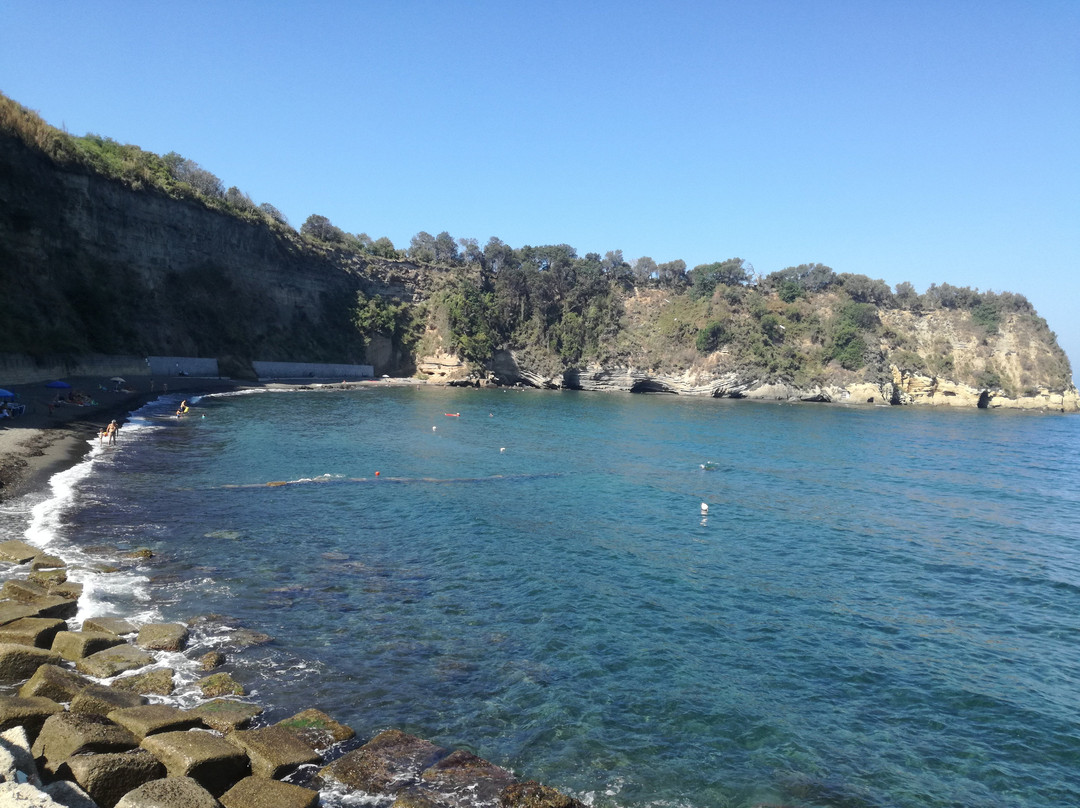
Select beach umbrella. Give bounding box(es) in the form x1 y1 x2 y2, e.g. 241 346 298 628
0 388 14 400
45 380 71 389
110 377 125 383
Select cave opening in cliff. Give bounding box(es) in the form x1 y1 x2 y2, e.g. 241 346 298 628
630 380 675 394
977 391 990 408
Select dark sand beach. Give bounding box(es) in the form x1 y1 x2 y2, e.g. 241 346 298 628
0 376 249 503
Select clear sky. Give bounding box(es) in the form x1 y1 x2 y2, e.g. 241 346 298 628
3 1 1078 380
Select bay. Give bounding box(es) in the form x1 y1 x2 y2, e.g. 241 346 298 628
6 386 1080 808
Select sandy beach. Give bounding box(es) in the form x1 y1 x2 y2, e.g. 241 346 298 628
0 375 249 503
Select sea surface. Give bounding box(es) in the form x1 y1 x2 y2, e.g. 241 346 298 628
3 386 1080 808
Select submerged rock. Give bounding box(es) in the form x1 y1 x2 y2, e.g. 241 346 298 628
197 673 245 698
319 728 449 793
501 780 587 808
110 668 176 697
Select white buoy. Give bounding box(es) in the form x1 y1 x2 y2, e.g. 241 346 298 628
500 447 505 453
701 502 709 514
432 426 437 431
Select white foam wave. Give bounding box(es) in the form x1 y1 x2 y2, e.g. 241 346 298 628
23 441 103 551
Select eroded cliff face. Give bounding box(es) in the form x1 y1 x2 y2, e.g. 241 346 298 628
422 292 1078 412
0 134 435 372
452 352 1078 412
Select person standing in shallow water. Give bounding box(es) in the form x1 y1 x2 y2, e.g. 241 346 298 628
103 420 118 445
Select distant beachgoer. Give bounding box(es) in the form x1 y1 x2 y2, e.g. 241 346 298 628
176 399 189 417
104 420 118 445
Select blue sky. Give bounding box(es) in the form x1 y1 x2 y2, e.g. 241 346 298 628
3 1 1078 380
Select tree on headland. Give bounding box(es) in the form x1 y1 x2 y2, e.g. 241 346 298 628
657 259 688 289
301 214 345 244
434 231 460 265
633 256 658 286
838 273 894 307
225 186 256 213
163 152 225 198
763 263 837 296
258 203 289 226
689 258 750 299
370 236 400 259
408 231 436 262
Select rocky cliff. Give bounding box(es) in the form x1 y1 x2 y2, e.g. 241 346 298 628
420 288 1078 412
2 118 1075 411
0 131 450 375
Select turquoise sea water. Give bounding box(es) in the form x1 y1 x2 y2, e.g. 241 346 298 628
4 386 1080 807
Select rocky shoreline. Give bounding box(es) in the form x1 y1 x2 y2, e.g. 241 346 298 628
430 351 1080 413
0 536 584 807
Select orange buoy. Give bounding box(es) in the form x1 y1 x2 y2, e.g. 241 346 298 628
375 471 380 476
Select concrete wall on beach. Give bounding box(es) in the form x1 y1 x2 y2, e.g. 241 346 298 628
0 353 149 385
146 356 220 377
252 361 373 380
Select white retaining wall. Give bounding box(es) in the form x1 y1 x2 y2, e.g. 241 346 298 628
252 361 374 380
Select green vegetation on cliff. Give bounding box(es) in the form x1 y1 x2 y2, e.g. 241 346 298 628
0 90 1073 398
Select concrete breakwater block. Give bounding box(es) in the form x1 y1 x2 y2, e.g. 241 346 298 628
275 707 355 751
32 712 139 775
82 616 137 637
226 725 320 779
53 629 127 661
19 663 93 702
0 696 65 742
2 578 51 603
46 581 84 601
140 730 251 797
61 749 166 808
220 775 320 808
44 778 105 808
136 623 189 653
114 775 221 808
76 643 155 678
28 568 68 587
0 540 41 565
189 700 263 733
32 595 80 621
0 643 61 682
0 617 67 649
70 684 148 715
29 555 65 571
109 704 205 740
0 601 40 626
111 668 177 696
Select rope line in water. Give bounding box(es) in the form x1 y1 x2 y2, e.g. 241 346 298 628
219 472 563 489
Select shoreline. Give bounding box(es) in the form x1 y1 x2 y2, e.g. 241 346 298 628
0 375 243 504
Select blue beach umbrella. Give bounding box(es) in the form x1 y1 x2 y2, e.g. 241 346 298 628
0 388 14 400
45 380 72 389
